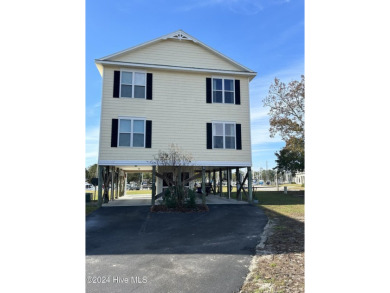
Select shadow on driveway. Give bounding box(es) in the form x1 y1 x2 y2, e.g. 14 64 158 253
86 205 267 293
86 205 267 255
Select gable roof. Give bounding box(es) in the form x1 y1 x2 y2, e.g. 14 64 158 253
95 30 256 78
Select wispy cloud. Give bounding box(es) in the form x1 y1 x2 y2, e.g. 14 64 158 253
250 106 268 122
260 21 304 53
86 126 100 142
86 151 98 158
85 126 100 167
177 0 291 15
251 127 282 145
178 0 263 15
86 102 101 117
252 148 280 153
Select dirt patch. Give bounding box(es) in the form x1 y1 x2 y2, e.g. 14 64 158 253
240 215 304 293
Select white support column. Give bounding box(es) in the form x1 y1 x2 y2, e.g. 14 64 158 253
123 173 127 196
116 168 119 199
111 167 115 201
152 166 156 206
248 167 253 202
236 168 240 200
213 170 216 195
98 165 103 207
201 167 206 204
219 168 223 197
227 168 231 199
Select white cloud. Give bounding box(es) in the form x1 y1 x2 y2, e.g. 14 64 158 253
177 0 292 14
250 106 269 122
178 0 263 15
85 126 100 142
86 102 101 117
251 127 283 145
85 126 100 167
252 148 280 153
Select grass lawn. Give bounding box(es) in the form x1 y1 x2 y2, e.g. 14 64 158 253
219 189 304 217
256 191 304 218
126 189 152 195
86 203 99 216
240 191 304 293
280 183 305 190
85 189 152 201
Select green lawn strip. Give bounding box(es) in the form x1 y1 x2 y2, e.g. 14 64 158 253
126 189 152 195
86 205 99 216
256 191 304 218
85 189 152 200
240 191 305 293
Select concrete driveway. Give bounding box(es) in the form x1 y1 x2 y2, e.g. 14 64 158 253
86 205 267 293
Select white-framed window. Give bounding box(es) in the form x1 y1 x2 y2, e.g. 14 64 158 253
120 70 146 99
118 118 145 147
213 122 236 149
212 78 234 104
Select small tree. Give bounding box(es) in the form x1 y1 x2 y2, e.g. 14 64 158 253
150 144 195 208
86 164 98 183
274 146 304 177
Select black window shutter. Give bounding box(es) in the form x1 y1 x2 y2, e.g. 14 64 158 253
206 78 212 103
111 119 118 147
235 80 241 105
113 71 120 98
236 124 242 150
206 123 212 149
145 120 152 148
146 73 153 100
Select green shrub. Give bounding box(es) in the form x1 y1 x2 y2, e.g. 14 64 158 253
186 189 196 208
163 188 178 208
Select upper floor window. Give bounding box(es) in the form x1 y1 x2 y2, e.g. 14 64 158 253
213 122 236 149
212 78 235 104
118 118 145 147
120 71 146 99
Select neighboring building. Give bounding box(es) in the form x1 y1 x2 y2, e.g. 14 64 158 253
95 30 257 204
293 172 305 185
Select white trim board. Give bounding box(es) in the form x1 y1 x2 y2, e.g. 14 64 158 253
95 60 256 78
98 160 252 167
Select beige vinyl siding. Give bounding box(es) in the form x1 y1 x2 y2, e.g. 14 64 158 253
99 66 251 165
109 39 243 72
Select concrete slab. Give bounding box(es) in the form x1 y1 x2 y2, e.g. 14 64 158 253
202 194 248 205
102 194 152 207
86 205 268 293
103 193 249 207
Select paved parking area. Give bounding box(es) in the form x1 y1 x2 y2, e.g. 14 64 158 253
86 205 267 293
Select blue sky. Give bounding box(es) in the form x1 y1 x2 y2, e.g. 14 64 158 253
86 0 304 171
